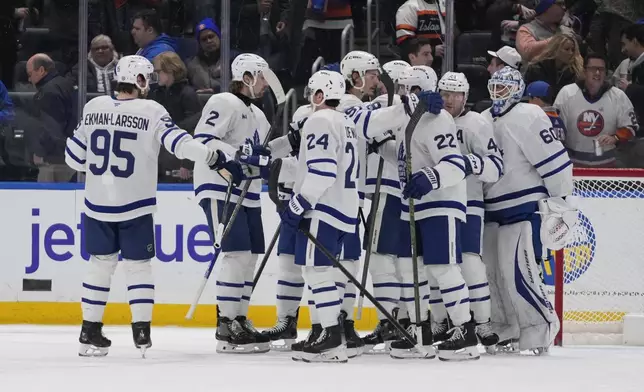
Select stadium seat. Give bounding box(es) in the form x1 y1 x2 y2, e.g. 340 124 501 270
455 31 492 66
456 63 490 104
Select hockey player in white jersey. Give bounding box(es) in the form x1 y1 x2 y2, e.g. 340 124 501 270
481 67 577 354
192 53 283 354
436 72 502 349
64 55 243 357
281 70 359 363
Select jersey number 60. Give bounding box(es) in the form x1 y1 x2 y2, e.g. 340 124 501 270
89 129 138 178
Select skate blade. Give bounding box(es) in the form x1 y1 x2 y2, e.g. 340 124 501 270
531 347 549 356
389 345 436 359
491 343 520 355
301 346 348 363
364 341 392 355
291 351 304 361
216 341 270 354
437 346 480 361
269 339 295 352
78 344 109 357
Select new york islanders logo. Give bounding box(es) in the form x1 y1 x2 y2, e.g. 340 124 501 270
576 110 604 137
397 143 407 187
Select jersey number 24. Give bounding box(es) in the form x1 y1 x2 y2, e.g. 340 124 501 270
89 129 137 178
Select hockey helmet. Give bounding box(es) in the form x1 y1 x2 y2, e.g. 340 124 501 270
341 50 380 89
398 65 438 94
438 72 470 95
308 70 345 106
382 60 412 84
115 55 155 93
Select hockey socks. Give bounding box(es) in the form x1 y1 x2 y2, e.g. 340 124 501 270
81 254 118 323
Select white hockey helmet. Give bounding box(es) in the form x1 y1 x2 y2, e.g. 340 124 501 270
438 72 470 95
115 55 155 93
231 53 269 87
341 50 380 89
488 66 525 116
307 70 345 106
398 65 438 94
382 60 412 84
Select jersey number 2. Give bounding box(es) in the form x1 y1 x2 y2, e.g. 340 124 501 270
90 129 137 178
345 143 356 189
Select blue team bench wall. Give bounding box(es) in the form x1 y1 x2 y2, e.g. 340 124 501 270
0 182 270 192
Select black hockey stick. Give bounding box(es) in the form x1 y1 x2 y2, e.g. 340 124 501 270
252 224 281 291
299 227 418 347
356 67 396 320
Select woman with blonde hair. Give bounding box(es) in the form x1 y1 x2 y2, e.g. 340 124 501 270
524 33 584 97
149 51 202 182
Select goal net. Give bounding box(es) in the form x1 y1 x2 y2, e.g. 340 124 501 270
550 168 644 345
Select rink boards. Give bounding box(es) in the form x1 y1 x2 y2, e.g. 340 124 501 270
0 182 643 331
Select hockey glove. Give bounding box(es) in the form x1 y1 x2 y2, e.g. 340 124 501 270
367 131 395 155
208 150 243 186
537 196 580 250
415 91 444 115
463 153 484 176
237 143 272 180
402 167 440 200
268 158 293 211
280 194 312 230
287 122 303 156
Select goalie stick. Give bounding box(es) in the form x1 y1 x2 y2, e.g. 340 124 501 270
356 67 395 320
186 77 287 320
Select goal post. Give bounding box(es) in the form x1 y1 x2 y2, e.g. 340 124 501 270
552 167 644 345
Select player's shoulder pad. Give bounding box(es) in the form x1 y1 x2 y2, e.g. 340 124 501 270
338 94 363 112
293 104 313 123
250 102 269 122
204 92 237 110
461 110 491 128
421 109 457 134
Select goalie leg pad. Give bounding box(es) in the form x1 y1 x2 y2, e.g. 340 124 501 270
123 259 155 323
398 256 429 323
461 253 491 323
81 254 118 323
303 266 342 328
276 254 304 319
369 253 400 319
497 218 560 351
426 264 470 326
216 251 252 319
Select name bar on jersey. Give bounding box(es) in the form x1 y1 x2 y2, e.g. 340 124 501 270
84 112 150 131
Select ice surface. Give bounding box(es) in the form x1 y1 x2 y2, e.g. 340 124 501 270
0 325 641 392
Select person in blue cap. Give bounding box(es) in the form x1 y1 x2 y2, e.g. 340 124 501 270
526 80 566 142
187 18 223 93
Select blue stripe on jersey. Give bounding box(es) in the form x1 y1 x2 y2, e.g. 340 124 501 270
85 197 156 214
467 200 485 208
359 191 365 200
485 201 539 225
489 155 503 177
194 183 261 200
308 168 336 178
315 204 359 225
401 200 466 214
362 111 372 139
542 160 572 179
71 136 87 150
307 158 337 166
365 178 400 188
441 155 466 173
65 146 85 165
484 186 548 204
534 148 567 169
193 134 217 144
170 132 190 153
160 126 180 146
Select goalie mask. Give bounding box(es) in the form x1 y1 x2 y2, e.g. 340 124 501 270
398 65 438 95
307 70 345 107
488 67 525 116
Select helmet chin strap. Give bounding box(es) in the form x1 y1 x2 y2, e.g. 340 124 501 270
243 74 259 99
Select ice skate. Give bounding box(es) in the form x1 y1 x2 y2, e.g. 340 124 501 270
216 317 269 354
132 321 152 358
339 310 365 358
436 321 480 361
291 323 322 361
362 319 398 354
475 320 499 350
236 316 271 352
301 325 348 364
78 320 111 357
261 313 298 351
389 320 436 359
487 338 520 355
431 318 450 344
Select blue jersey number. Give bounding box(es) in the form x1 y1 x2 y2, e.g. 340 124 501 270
306 133 329 150
345 143 356 189
539 128 557 144
435 133 457 149
89 129 137 178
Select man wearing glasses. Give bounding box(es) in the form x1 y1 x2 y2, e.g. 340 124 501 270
554 53 639 167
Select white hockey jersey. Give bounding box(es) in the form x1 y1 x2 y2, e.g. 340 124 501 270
192 92 270 207
482 103 573 224
554 83 638 166
362 94 403 198
455 111 503 218
295 108 359 233
339 94 368 205
65 96 213 222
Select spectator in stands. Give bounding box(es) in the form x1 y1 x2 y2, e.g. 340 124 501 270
67 35 120 96
516 0 573 62
132 9 177 62
554 53 638 167
524 33 583 97
487 46 522 75
396 0 446 74
0 81 14 125
619 23 644 126
0 3 32 89
296 0 353 83
404 37 434 67
526 80 567 141
26 54 77 182
149 52 201 182
486 0 537 50
187 18 222 94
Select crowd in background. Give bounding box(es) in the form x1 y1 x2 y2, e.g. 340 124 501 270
0 0 643 182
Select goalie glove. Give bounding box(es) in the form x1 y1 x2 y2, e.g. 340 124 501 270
537 196 580 250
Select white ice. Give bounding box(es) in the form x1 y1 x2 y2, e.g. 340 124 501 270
0 325 641 392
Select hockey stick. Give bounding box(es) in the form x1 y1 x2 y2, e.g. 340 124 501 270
185 77 287 319
251 223 281 290
356 68 395 320
299 227 419 347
